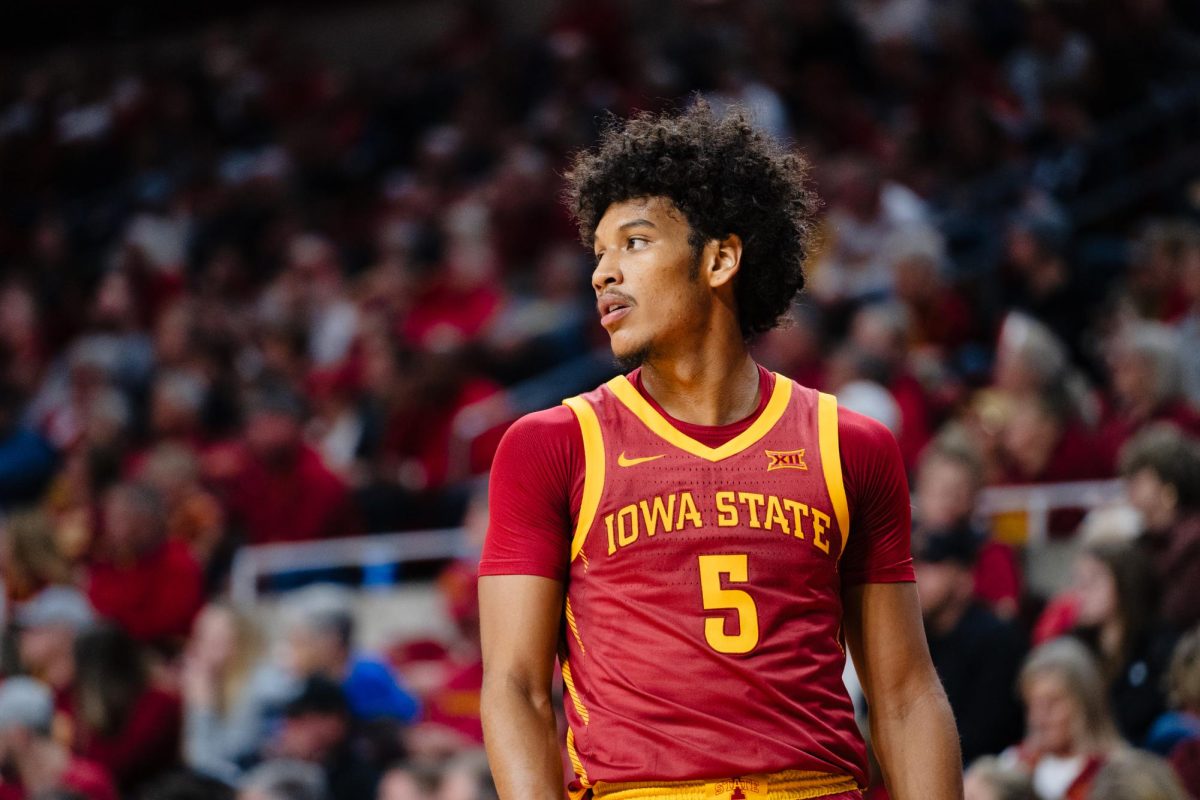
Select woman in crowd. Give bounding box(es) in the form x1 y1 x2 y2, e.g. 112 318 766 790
181 601 297 783
1002 637 1123 799
71 624 182 795
1067 537 1175 743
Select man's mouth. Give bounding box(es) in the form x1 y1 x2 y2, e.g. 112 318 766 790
598 295 634 328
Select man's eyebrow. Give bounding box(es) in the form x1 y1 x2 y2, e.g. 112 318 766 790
593 218 657 244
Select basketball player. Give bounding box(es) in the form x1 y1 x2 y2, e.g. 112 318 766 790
479 104 962 800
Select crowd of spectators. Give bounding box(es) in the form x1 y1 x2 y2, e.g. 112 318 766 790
1 0 1200 797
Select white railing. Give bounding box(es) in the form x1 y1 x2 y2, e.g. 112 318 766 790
975 479 1127 545
227 479 1129 606
229 528 467 607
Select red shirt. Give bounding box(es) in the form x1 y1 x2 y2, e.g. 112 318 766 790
482 367 914 788
86 538 203 643
224 443 360 544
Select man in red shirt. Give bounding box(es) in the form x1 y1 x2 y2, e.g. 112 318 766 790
479 104 961 800
0 677 117 800
86 482 204 645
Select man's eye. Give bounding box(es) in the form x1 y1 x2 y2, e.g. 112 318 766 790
593 251 605 264
627 237 648 250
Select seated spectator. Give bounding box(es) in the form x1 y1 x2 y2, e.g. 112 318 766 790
914 527 1026 762
434 751 495 800
1066 538 1175 743
913 437 1021 618
1100 322 1200 471
1121 425 1200 630
0 381 57 511
0 677 116 800
996 387 1103 487
962 756 1035 800
182 603 297 784
1146 625 1200 755
1088 748 1188 800
0 510 75 605
238 759 326 800
1001 638 1123 800
268 679 378 800
70 624 182 794
85 482 204 647
222 385 360 545
138 444 226 577
14 587 95 709
281 586 419 724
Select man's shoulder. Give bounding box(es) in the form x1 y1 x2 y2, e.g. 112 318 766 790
508 403 581 437
836 404 899 452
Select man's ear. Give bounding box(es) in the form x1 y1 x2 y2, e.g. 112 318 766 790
708 233 743 289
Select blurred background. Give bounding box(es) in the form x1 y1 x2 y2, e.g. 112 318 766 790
1 0 1200 798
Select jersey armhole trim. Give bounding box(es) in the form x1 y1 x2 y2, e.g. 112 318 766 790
563 395 605 562
818 392 851 563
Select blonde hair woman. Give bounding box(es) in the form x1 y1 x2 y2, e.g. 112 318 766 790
181 601 296 783
1001 637 1123 800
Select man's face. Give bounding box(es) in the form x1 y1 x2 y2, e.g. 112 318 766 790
915 456 975 530
591 197 710 368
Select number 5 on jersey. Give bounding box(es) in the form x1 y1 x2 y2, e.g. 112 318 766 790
698 554 760 654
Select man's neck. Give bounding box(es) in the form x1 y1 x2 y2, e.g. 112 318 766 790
639 348 759 427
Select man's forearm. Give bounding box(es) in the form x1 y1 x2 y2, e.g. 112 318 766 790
482 675 564 800
870 683 963 800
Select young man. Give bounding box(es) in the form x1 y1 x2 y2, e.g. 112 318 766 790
479 105 961 800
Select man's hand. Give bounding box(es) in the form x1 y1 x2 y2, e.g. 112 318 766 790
480 575 566 800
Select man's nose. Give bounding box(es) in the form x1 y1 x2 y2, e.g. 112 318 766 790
592 253 621 293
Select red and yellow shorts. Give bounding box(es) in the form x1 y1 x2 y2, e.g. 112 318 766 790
587 770 860 800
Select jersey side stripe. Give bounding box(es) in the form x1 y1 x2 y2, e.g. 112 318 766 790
817 392 851 562
563 395 606 562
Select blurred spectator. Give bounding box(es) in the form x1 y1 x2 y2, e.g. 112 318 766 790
139 770 237 800
1146 625 1200 757
377 763 438 800
1100 323 1200 471
1066 538 1174 743
1121 426 1200 630
1173 225 1200 404
0 677 116 800
138 445 226 570
1124 221 1196 324
0 382 57 510
434 751 494 800
238 759 326 800
268 678 378 800
1087 748 1188 800
14 587 95 707
886 225 974 354
281 586 419 724
85 483 204 646
809 157 930 304
913 437 1021 618
914 526 1026 762
1002 638 1122 800
182 603 296 783
70 624 182 794
0 511 75 605
223 385 360 545
1005 3 1093 128
962 756 1035 800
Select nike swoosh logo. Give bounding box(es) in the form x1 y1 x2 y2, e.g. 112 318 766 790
617 452 666 467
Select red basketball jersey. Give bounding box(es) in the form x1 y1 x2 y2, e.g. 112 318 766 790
559 373 866 791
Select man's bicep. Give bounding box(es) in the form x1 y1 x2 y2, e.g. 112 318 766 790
843 582 937 714
479 575 564 692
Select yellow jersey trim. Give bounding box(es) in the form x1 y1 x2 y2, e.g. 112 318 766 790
605 373 793 463
817 392 850 562
592 769 857 800
563 395 605 562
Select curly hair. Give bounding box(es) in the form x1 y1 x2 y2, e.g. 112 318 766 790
564 101 819 339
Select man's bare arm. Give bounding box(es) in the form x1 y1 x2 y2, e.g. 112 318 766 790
480 574 565 800
844 582 962 800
